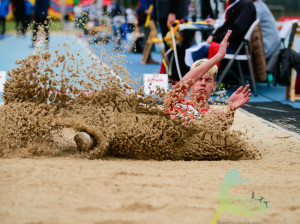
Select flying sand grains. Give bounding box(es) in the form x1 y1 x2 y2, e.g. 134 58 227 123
0 29 259 160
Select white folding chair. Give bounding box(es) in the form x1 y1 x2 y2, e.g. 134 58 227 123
267 20 298 100
267 19 298 61
279 19 298 47
216 18 260 96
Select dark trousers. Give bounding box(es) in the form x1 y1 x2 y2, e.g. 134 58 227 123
15 17 27 35
0 17 5 35
112 23 124 48
158 19 169 52
32 17 49 46
24 15 31 34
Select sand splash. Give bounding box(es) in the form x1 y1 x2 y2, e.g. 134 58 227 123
0 35 258 160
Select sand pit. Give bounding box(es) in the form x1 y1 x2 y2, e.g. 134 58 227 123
0 110 300 224
0 30 299 223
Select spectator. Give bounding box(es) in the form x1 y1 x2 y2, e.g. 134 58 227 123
136 0 146 27
88 0 102 27
187 0 256 65
107 0 122 18
252 0 280 59
108 0 125 50
73 3 83 29
198 0 216 40
125 6 136 33
12 0 26 35
155 0 192 81
24 0 33 34
0 0 9 36
81 6 89 35
32 0 50 48
206 0 280 60
137 0 159 64
157 0 189 43
199 0 215 20
189 0 215 22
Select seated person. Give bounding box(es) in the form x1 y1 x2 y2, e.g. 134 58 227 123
252 0 280 59
74 30 251 152
185 0 256 66
206 0 280 59
108 0 125 50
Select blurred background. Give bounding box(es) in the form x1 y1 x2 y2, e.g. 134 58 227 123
2 0 300 31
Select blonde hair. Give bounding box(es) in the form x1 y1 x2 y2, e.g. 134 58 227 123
190 59 218 80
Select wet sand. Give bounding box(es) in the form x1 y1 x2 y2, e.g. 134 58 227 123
1 110 299 224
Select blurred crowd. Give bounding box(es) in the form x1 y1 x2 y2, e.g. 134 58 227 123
0 0 50 48
1 0 295 86
67 0 283 84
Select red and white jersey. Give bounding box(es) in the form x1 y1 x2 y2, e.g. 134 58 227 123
166 100 209 120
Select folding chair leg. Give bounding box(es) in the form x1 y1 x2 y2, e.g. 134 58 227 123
217 42 244 89
245 45 257 96
169 54 174 76
237 61 245 86
217 59 235 88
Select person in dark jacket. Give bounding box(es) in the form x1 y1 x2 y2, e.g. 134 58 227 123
0 0 9 36
108 0 124 51
155 0 188 39
190 0 256 62
24 0 33 34
155 0 192 81
32 0 50 48
12 0 26 35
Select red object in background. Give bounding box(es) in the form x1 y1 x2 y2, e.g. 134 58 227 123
103 0 112 6
208 42 220 67
159 62 166 74
296 49 300 94
79 0 94 6
296 73 300 94
279 16 300 23
80 0 111 7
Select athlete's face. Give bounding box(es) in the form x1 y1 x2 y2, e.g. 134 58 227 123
190 72 217 101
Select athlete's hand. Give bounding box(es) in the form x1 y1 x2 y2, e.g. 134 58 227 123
228 84 251 110
216 30 232 59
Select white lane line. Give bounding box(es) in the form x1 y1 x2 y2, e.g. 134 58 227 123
76 38 116 76
76 37 133 92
